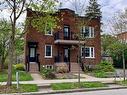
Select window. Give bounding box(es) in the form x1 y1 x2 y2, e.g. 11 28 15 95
46 65 53 69
81 46 95 58
45 45 52 58
81 26 94 38
45 27 53 35
43 65 53 69
64 25 69 38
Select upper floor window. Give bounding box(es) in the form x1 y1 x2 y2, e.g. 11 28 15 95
81 26 94 38
64 25 70 39
45 45 52 58
81 46 95 58
45 27 53 35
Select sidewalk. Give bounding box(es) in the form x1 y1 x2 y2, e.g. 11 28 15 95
0 73 124 85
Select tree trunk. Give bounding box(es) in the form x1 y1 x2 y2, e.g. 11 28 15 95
0 56 1 72
122 51 126 81
7 38 14 86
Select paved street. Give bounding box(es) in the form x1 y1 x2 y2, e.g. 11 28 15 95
47 89 127 95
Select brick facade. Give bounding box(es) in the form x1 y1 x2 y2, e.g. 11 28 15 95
24 8 101 72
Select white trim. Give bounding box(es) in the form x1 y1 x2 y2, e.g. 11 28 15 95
45 45 53 58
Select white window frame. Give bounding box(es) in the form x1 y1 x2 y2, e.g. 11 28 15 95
81 46 95 58
82 26 95 38
45 28 53 36
45 45 52 58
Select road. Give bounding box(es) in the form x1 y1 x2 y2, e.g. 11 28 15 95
47 89 127 95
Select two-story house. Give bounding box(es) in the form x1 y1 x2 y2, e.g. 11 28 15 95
24 8 101 73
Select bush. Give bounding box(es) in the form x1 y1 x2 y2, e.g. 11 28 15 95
55 63 69 73
96 61 115 72
14 63 25 71
94 71 107 78
40 67 56 79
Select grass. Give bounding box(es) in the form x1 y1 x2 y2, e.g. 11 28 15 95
92 71 115 78
0 69 33 82
116 80 127 86
51 82 107 90
0 84 38 94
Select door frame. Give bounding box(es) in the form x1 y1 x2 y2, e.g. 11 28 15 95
28 42 38 62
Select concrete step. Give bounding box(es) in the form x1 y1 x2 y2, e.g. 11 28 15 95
71 63 83 73
29 63 39 73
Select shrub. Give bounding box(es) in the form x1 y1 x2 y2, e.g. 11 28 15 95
40 67 56 79
14 63 25 71
55 63 69 73
94 71 107 78
96 61 115 72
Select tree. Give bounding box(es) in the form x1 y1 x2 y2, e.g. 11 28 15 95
108 9 127 81
101 34 117 55
85 0 102 19
0 20 11 71
0 0 59 86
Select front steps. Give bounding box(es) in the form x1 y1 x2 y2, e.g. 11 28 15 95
29 62 39 73
70 62 83 73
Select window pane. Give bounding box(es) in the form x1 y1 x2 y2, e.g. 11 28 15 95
91 27 94 37
91 48 93 57
64 26 69 37
85 27 90 37
85 47 90 57
81 47 84 57
30 48 35 57
46 46 51 56
46 27 52 35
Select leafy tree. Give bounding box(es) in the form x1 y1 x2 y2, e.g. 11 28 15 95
0 20 11 71
85 0 102 19
0 0 59 86
101 34 117 55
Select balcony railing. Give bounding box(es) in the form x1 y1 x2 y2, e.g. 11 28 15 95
54 32 78 40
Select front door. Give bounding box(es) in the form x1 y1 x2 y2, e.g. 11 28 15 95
29 47 36 62
64 48 70 62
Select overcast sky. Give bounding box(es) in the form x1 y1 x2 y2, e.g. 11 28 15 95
0 0 127 33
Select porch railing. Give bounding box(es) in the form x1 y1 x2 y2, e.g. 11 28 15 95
54 32 78 40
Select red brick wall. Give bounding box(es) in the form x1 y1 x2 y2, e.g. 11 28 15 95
25 8 101 66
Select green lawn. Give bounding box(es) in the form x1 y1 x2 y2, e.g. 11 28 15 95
0 84 38 94
116 80 127 86
0 70 33 82
51 82 107 90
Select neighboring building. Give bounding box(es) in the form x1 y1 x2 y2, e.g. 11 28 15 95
117 32 127 42
24 8 101 73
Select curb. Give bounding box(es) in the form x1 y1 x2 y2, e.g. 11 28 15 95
5 86 127 95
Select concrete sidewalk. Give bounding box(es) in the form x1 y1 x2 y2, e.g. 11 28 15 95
0 77 123 85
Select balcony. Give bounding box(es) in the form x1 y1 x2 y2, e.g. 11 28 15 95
54 32 85 45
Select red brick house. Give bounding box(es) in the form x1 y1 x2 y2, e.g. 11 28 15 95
117 32 127 42
24 8 101 73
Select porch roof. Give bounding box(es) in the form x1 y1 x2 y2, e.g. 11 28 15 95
54 40 85 45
